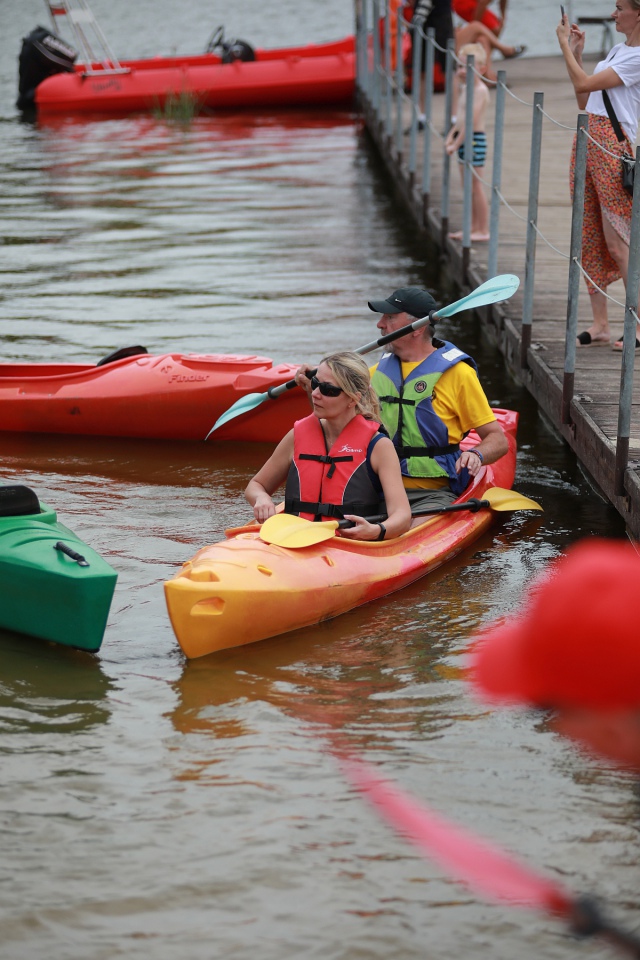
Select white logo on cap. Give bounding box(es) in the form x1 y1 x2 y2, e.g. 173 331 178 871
394 298 403 303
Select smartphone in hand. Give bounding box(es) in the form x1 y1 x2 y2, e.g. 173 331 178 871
560 4 565 18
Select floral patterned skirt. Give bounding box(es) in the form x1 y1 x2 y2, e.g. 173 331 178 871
570 113 633 294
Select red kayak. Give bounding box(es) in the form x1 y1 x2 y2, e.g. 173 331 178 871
0 349 310 443
25 35 356 117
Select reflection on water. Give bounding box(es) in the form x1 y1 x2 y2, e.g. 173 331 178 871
0 632 112 734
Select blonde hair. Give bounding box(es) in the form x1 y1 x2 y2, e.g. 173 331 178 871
458 43 487 67
318 352 381 421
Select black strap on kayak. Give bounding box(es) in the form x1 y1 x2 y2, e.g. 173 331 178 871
298 452 353 480
54 542 90 567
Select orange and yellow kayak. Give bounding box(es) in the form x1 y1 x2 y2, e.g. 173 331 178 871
164 409 519 658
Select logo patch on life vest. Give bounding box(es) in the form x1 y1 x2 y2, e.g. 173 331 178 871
414 380 428 393
338 444 363 453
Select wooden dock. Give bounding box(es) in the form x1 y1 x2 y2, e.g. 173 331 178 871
362 53 640 539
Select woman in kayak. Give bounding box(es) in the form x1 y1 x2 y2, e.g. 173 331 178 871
245 352 411 542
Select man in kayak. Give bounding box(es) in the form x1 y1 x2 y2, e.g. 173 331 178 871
300 286 507 517
468 537 640 772
298 287 508 514
246 352 411 541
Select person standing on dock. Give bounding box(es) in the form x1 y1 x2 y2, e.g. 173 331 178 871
468 537 640 773
557 2 640 351
297 288 509 514
407 0 455 96
445 42 491 242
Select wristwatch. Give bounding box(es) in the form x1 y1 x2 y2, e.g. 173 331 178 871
376 522 387 541
469 448 484 464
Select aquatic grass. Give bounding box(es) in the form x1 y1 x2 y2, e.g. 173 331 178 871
153 90 203 123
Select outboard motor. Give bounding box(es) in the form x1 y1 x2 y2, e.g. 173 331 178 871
205 25 255 63
17 26 77 112
220 39 255 64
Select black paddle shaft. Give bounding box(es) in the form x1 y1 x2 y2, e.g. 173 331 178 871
336 499 490 529
265 312 437 399
570 895 640 959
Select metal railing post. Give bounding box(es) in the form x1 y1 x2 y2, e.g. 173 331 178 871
355 0 365 98
487 70 506 279
440 38 455 246
615 146 640 495
395 9 405 157
363 0 372 102
561 114 588 425
372 0 382 113
421 27 435 221
384 0 393 138
408 24 423 177
521 91 544 369
461 54 475 278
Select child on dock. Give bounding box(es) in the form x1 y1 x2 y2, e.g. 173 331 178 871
445 42 490 242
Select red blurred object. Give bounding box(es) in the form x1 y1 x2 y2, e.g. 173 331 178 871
469 538 640 709
341 756 572 914
341 755 640 958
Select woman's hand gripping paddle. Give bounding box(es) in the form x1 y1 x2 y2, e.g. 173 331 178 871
205 274 520 439
257 487 541 549
340 756 640 959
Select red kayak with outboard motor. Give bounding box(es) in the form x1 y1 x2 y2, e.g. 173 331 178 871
17 9 356 118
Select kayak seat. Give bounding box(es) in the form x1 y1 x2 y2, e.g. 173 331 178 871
0 485 41 517
96 345 148 367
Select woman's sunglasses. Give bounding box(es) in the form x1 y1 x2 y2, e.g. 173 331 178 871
310 376 343 397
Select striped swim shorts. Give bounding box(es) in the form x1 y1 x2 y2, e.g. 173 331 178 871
456 131 487 167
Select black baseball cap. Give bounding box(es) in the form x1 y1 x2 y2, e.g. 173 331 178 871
368 287 437 319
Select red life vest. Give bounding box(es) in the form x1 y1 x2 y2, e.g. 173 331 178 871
284 414 385 522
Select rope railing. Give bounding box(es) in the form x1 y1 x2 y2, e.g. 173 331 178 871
574 260 628 310
498 81 536 109
355 0 640 498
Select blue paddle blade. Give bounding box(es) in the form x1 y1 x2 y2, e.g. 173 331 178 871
204 392 267 440
434 274 520 318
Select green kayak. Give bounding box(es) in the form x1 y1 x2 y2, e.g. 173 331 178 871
0 485 117 652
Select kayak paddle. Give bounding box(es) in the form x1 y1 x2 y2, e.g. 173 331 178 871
340 756 640 959
258 487 542 548
205 274 520 438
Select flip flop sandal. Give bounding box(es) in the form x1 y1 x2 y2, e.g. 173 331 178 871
577 330 610 346
612 335 640 352
505 44 527 59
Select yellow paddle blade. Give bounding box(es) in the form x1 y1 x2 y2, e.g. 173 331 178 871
259 513 340 548
484 488 543 511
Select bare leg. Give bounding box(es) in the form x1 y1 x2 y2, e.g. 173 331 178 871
455 20 517 57
582 289 611 343
601 216 640 345
471 167 490 240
